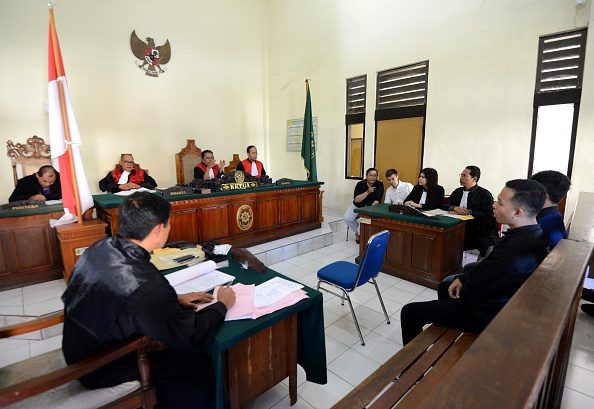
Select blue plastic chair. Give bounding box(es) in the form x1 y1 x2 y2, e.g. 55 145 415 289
317 230 391 345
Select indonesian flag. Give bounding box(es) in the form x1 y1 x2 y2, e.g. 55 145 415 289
48 8 93 222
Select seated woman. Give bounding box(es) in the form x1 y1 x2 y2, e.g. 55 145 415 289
404 168 444 210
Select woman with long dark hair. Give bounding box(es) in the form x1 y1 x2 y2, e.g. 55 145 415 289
404 168 444 210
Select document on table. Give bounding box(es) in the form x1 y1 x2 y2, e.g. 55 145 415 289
197 283 256 320
425 208 474 220
114 187 156 196
254 277 304 308
165 260 235 294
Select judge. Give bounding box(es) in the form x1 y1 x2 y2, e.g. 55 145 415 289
9 165 61 202
194 150 226 180
236 145 266 178
99 154 157 193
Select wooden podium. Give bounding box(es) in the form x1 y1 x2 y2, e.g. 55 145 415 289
55 219 107 282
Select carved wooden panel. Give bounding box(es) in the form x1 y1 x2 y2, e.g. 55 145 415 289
300 192 318 220
280 195 300 224
199 205 230 242
385 229 407 266
257 199 280 230
13 226 54 270
169 209 199 243
410 234 435 274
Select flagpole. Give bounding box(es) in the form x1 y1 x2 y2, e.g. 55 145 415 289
48 5 83 224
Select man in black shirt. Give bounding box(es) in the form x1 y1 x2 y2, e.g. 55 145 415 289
401 179 549 345
9 165 61 202
343 167 384 243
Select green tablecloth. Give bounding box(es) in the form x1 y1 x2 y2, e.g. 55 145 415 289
0 203 64 218
93 180 324 209
354 203 462 229
164 257 327 408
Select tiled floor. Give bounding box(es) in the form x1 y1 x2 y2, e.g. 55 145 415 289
1 230 594 408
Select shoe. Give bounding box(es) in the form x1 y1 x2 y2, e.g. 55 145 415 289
581 303 594 317
582 288 594 303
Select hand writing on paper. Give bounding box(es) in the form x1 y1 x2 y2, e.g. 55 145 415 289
177 292 214 309
450 206 470 215
217 286 236 310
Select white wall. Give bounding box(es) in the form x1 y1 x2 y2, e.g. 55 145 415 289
266 0 594 215
0 0 267 197
1 0 593 218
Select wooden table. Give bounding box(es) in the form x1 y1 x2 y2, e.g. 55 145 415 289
95 181 324 247
164 259 327 409
0 204 64 291
355 204 465 289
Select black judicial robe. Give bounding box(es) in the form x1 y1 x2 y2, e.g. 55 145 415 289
62 236 227 405
9 173 62 202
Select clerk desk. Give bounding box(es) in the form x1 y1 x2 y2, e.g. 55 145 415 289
0 203 64 290
165 258 327 409
355 204 465 289
95 181 323 247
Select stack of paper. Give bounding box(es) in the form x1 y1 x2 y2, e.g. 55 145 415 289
197 277 309 321
165 260 235 294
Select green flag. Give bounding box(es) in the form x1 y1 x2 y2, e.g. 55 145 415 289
301 80 317 182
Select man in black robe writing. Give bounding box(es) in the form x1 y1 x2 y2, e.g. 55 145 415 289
62 192 235 408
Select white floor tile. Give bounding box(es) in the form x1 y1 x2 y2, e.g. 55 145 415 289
324 334 350 364
243 382 288 409
271 394 315 409
325 317 370 348
351 331 403 365
0 288 22 301
561 387 594 408
23 297 63 316
564 363 594 397
328 348 381 386
297 370 353 409
23 286 64 306
22 280 62 295
30 334 63 357
0 341 30 368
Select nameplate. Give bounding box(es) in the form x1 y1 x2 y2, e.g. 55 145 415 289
2 200 47 211
220 181 258 191
194 188 212 194
161 187 193 197
276 178 294 186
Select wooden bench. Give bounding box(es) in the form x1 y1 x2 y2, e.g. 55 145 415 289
333 237 593 409
0 311 164 409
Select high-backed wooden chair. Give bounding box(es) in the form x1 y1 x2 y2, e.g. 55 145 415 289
6 136 52 186
175 139 202 185
224 154 241 174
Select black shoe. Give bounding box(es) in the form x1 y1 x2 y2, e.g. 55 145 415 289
582 288 594 303
581 303 594 317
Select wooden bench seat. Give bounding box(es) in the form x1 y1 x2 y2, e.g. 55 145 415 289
333 238 593 409
0 311 163 409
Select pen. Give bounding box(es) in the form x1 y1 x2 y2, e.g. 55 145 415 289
225 280 234 288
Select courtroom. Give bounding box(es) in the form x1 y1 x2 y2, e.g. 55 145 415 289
1 1 594 409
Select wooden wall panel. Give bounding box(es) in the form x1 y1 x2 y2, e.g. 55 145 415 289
13 226 53 270
410 234 435 274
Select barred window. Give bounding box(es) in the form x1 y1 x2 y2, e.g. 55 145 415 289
345 75 367 179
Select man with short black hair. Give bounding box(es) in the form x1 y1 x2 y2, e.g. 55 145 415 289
344 168 384 244
62 192 235 408
98 154 157 193
236 145 267 177
442 165 498 259
384 168 413 204
530 170 571 248
9 165 61 202
401 179 549 345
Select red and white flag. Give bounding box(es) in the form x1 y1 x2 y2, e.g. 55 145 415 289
48 7 93 222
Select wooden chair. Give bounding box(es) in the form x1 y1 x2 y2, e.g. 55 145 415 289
6 135 52 186
224 154 241 174
0 311 163 409
175 139 202 185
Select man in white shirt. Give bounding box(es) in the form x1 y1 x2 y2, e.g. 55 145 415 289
384 169 413 204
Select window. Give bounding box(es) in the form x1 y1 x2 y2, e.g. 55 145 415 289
528 29 587 178
345 75 367 179
374 62 428 189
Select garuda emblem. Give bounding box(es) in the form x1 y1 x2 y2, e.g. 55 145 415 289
130 30 171 77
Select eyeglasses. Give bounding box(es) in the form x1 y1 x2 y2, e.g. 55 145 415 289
459 174 471 178
121 160 135 165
